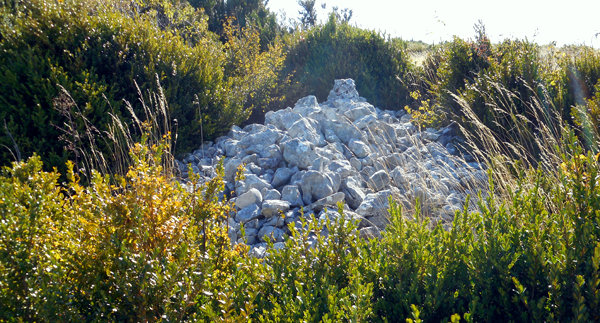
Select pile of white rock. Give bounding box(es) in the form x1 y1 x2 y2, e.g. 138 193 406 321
178 79 487 256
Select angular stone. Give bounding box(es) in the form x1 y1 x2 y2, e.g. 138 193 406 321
245 162 262 175
262 200 291 218
349 157 362 171
309 156 331 172
293 95 320 117
354 114 377 129
257 157 280 170
282 138 317 170
356 190 395 218
235 204 261 223
318 208 363 226
369 170 390 191
309 192 346 212
323 127 340 143
288 117 325 146
423 128 440 141
257 144 282 159
271 167 296 188
382 153 403 169
342 177 365 210
244 218 260 229
265 108 303 131
281 185 303 207
390 166 408 189
348 139 371 158
236 174 271 196
243 123 266 133
289 170 306 186
228 125 246 140
327 160 354 178
264 213 286 227
241 154 259 166
327 79 360 102
258 225 285 242
397 121 416 135
400 113 412 122
300 171 338 205
328 120 363 145
343 103 376 122
235 188 262 210
224 157 243 181
244 227 259 245
239 127 281 149
223 139 241 157
263 189 281 201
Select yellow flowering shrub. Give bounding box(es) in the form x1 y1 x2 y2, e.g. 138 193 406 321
0 133 259 321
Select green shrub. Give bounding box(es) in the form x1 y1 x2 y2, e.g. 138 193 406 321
548 47 600 117
546 48 600 149
254 209 373 322
426 35 491 111
365 135 600 321
0 0 285 172
0 132 261 321
459 40 545 160
281 14 412 109
189 0 282 48
2 127 600 321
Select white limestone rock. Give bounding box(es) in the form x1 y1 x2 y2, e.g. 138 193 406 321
261 200 291 218
235 188 263 210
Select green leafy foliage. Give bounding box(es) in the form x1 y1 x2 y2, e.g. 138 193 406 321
3 131 600 321
0 132 263 321
423 34 491 113
255 209 373 322
3 3 600 320
0 0 285 173
359 135 600 321
281 14 412 110
415 28 600 165
189 0 282 48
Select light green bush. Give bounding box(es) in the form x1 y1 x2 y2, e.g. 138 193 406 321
280 14 412 110
0 0 285 172
0 132 263 321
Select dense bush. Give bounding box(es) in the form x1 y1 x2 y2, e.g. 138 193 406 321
0 133 264 321
255 211 373 321
280 14 412 110
0 0 285 172
2 129 600 321
546 47 600 118
2 2 600 320
365 144 600 321
413 30 600 164
429 36 490 108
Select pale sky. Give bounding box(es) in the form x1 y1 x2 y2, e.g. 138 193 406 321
267 0 600 47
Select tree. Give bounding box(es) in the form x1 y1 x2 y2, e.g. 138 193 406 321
189 0 281 47
298 0 317 29
331 6 352 23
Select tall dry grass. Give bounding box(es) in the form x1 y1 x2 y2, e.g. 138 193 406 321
450 77 581 213
53 77 177 181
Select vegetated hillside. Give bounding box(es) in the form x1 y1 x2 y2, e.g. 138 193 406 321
2 0 600 321
0 0 287 175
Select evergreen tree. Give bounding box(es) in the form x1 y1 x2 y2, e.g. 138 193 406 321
298 0 317 28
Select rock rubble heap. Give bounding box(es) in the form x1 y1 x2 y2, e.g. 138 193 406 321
178 79 487 256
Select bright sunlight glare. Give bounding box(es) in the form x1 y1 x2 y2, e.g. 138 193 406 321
267 0 600 47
